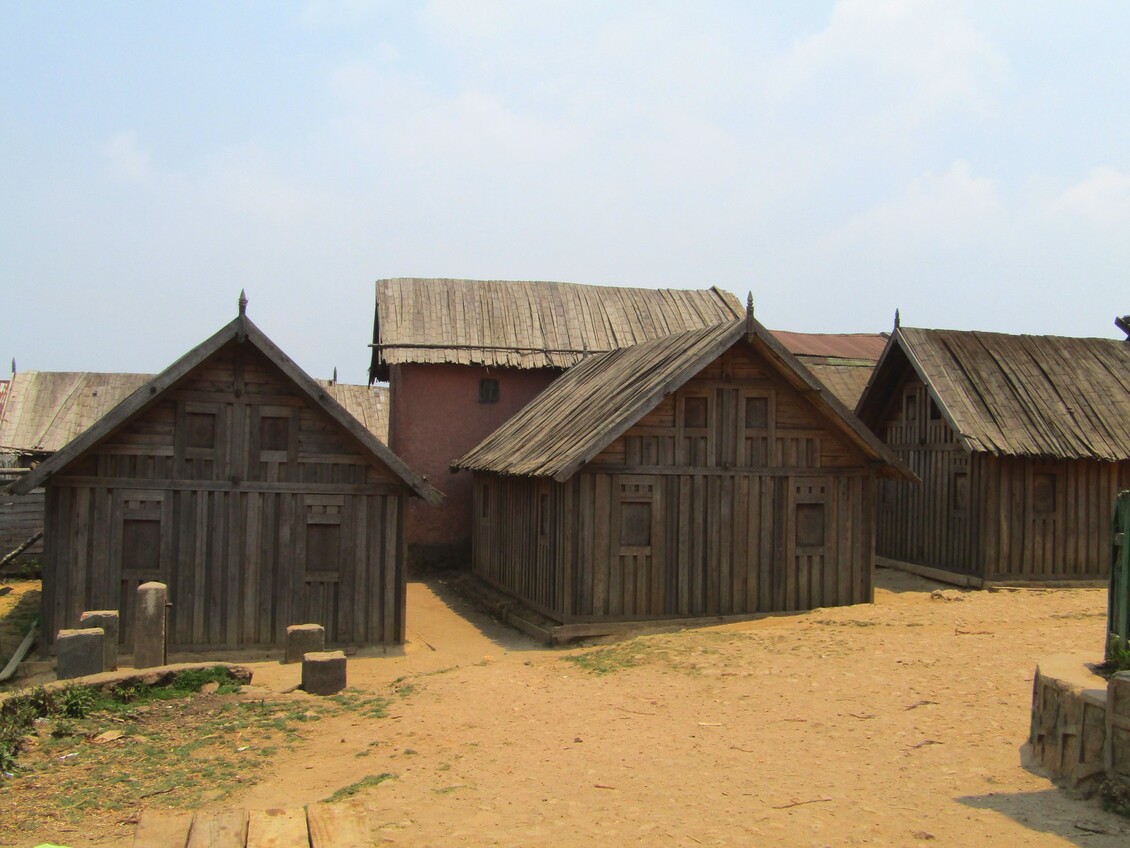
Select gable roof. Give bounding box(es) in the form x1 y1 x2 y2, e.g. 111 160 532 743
369 278 743 379
453 314 913 482
856 327 1130 461
10 313 440 503
0 371 151 454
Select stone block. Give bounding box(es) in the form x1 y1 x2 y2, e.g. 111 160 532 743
80 610 120 671
56 628 105 680
285 624 325 664
1107 671 1130 779
134 582 168 669
302 650 347 696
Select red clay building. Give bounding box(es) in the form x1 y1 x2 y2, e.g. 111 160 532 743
369 278 744 568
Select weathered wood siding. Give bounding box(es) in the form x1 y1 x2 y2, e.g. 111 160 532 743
0 488 44 564
875 378 1130 580
472 344 879 621
42 340 409 651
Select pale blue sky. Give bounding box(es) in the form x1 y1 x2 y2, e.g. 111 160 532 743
3 1 1128 384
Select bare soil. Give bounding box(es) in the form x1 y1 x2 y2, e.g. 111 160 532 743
4 568 1130 847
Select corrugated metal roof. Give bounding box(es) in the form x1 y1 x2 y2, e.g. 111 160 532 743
859 328 1130 460
0 371 150 453
454 318 910 481
770 330 888 360
370 278 743 376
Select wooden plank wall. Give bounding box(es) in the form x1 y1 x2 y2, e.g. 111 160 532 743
876 378 1129 580
0 489 44 562
564 470 873 620
978 455 1130 580
874 381 977 574
472 342 879 622
471 475 563 616
41 341 408 650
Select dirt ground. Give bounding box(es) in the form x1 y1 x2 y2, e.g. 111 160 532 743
8 567 1130 847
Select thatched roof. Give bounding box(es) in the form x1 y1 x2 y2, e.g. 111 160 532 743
322 383 389 443
453 316 911 482
0 371 150 454
10 313 439 503
369 278 743 379
856 327 1130 460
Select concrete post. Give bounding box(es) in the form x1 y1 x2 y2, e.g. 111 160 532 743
1107 671 1130 781
285 624 325 664
56 628 105 679
301 650 347 695
134 582 168 669
79 610 119 671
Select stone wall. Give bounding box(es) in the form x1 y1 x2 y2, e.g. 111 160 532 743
1027 652 1130 793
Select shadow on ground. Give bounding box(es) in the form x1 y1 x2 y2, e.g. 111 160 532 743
959 788 1129 846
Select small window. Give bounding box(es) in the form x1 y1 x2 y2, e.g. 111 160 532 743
929 398 942 421
621 502 652 547
306 523 341 573
1033 473 1056 514
186 412 217 449
952 472 969 511
479 378 499 403
684 396 708 429
481 485 490 519
261 415 289 452
795 503 825 547
745 397 769 429
905 393 917 421
122 518 161 575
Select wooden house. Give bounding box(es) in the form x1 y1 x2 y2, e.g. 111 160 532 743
855 326 1130 584
10 302 440 654
452 304 912 633
369 278 743 567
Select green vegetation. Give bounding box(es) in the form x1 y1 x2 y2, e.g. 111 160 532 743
322 772 395 802
1102 639 1130 676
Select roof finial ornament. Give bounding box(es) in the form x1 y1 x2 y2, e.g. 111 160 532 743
745 291 755 336
894 308 901 330
10 358 15 376
332 367 338 385
238 289 248 317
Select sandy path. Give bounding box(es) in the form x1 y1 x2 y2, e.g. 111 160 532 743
213 569 1128 847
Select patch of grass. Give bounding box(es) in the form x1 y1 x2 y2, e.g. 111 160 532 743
1101 639 1130 677
1100 778 1130 819
564 639 665 675
323 772 395 802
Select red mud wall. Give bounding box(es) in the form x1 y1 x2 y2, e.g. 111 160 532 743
388 363 558 565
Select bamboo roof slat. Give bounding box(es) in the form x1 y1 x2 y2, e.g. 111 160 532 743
369 279 744 376
857 327 1130 461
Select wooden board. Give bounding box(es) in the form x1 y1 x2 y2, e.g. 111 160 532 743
186 808 249 848
247 807 310 848
133 808 193 848
306 802 371 847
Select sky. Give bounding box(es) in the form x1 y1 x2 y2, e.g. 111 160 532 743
3 1 1128 385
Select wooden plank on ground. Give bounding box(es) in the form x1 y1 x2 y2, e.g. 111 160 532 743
133 808 193 848
307 802 371 847
247 807 309 848
186 808 249 848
